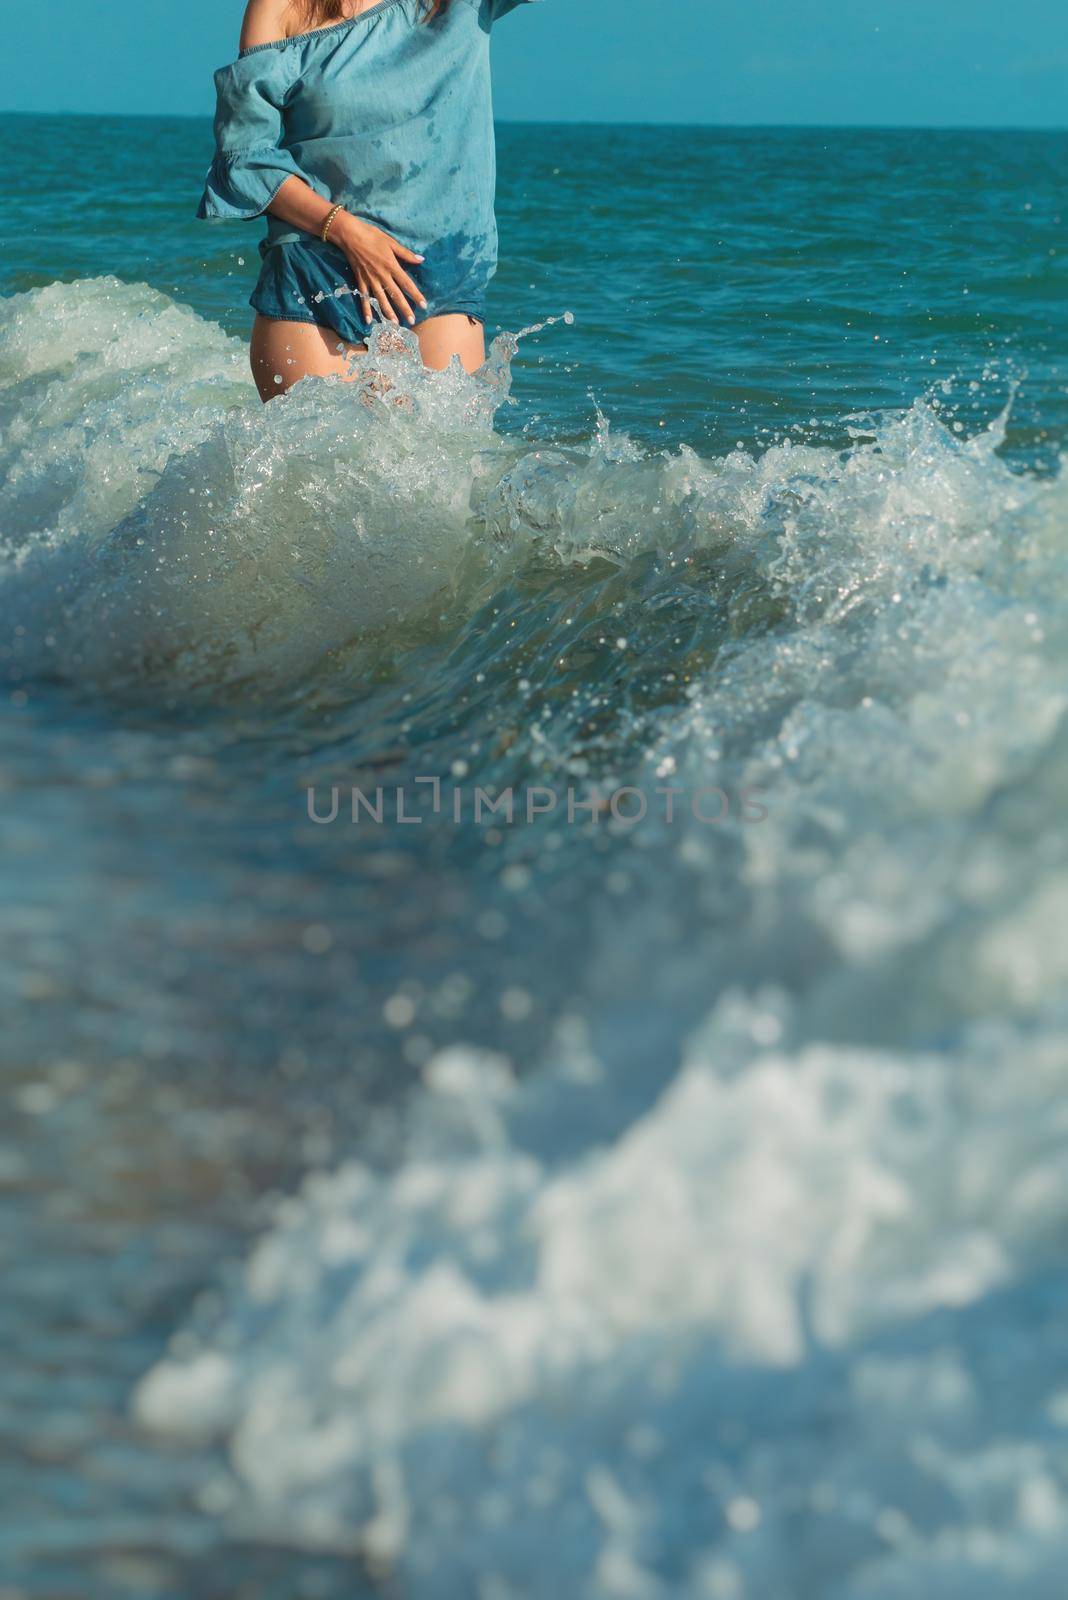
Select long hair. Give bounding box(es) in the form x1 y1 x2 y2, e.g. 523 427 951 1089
294 0 449 25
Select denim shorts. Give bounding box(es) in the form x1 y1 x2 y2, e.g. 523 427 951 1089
250 237 486 346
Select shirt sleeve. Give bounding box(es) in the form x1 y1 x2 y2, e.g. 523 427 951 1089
196 50 315 222
487 0 540 21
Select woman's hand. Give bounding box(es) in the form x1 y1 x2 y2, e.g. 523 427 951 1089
265 183 428 326
332 212 427 327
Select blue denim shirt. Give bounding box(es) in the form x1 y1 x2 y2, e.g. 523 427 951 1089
198 0 536 317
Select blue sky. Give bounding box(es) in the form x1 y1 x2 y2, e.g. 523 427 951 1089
8 0 1067 126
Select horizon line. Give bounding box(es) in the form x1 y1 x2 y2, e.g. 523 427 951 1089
4 107 1068 134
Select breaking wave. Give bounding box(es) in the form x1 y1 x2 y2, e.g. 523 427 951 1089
22 278 1055 1595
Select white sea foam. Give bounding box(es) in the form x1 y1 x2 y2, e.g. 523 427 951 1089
136 1005 1068 1597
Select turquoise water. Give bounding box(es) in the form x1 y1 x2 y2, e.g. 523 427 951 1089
2 117 1068 1598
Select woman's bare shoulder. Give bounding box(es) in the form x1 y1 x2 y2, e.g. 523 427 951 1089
239 0 298 52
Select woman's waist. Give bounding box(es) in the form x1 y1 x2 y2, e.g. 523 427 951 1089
263 208 496 261
258 228 499 298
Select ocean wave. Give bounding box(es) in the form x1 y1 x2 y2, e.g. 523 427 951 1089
5 280 1060 718
114 264 1068 1598
135 997 1068 1596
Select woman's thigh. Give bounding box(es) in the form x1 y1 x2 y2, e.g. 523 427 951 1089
415 313 485 374
249 312 485 402
249 315 366 400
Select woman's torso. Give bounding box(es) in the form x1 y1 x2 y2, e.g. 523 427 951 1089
238 0 499 303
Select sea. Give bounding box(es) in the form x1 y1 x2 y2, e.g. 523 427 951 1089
2 116 1067 1598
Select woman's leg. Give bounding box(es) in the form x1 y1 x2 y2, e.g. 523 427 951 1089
250 315 367 401
249 312 485 402
415 314 485 374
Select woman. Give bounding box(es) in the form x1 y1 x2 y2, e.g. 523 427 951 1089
199 0 536 400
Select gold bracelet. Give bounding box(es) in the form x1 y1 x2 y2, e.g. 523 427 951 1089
320 203 345 244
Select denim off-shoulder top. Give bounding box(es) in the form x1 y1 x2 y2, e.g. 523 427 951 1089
198 0 537 331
